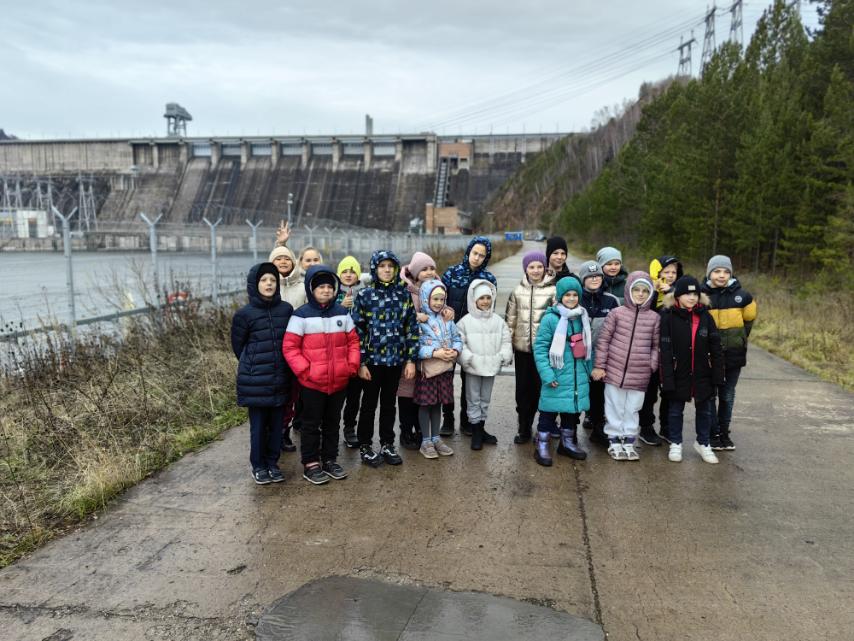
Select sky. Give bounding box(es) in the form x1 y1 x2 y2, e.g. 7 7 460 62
0 1 821 139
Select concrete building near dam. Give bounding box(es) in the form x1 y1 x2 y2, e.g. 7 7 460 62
0 132 565 235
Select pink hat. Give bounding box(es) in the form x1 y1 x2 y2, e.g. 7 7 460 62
522 251 547 272
407 251 436 280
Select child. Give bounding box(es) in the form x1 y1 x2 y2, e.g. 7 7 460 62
660 276 725 464
283 266 361 484
230 263 294 485
351 250 419 467
336 255 372 449
578 260 620 445
457 279 513 450
591 273 660 461
398 251 451 450
505 251 556 444
298 246 323 272
702 255 757 451
532 276 591 465
597 246 628 304
415 279 462 458
638 255 684 445
545 236 579 280
442 236 497 435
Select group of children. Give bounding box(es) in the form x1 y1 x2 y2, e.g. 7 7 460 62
230 229 757 485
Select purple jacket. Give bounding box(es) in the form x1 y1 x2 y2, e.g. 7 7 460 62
594 271 660 392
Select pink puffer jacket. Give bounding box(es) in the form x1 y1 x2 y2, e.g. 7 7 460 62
594 271 660 392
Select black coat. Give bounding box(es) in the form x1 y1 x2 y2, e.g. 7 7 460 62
230 264 294 407
659 297 725 403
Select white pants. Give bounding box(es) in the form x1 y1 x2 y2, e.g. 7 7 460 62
465 374 495 423
604 384 645 439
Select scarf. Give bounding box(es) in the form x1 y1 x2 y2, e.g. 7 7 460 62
549 304 591 370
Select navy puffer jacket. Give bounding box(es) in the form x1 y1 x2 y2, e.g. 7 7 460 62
441 236 497 322
231 263 294 407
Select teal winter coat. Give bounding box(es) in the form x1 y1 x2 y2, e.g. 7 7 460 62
533 306 591 414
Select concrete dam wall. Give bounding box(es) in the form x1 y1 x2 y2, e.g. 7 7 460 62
0 133 565 231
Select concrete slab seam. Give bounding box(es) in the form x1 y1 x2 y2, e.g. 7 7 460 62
573 463 604 629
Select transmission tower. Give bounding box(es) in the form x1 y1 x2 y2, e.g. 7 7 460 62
678 32 697 76
701 5 717 70
729 0 743 46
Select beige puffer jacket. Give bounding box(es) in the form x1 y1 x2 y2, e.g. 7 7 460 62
504 273 556 353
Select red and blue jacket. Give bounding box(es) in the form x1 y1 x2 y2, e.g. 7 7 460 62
283 265 361 394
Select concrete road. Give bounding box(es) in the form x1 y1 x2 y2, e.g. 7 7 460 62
2 243 853 641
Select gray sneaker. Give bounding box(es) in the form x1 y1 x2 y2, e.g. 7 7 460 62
322 460 348 480
433 438 454 456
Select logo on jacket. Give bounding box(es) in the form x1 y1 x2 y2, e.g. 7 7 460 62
337 320 343 327
734 295 743 303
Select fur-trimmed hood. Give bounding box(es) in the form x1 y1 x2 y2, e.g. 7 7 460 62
661 292 712 309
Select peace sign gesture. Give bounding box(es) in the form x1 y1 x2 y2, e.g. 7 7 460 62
276 220 290 246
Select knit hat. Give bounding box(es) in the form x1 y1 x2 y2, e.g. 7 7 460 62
674 275 701 298
578 260 604 284
255 262 279 289
596 246 622 267
268 245 296 264
546 236 568 262
310 270 338 291
407 251 436 280
472 282 493 301
556 276 583 300
522 251 547 272
337 255 362 278
706 254 733 278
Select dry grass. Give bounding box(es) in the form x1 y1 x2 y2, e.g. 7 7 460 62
0 302 245 568
569 241 854 392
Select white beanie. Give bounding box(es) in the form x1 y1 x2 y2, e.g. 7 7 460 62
472 283 493 301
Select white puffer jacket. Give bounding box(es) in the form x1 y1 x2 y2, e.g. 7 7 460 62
504 272 556 353
457 280 513 376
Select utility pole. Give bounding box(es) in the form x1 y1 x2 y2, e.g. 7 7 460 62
729 0 743 46
140 212 162 305
701 5 717 71
52 205 79 341
203 217 223 304
677 31 697 77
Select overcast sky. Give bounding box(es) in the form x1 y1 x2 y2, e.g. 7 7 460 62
1 1 820 139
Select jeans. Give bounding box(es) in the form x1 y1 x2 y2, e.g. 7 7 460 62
667 398 714 446
248 405 285 471
713 366 742 436
357 364 403 446
299 387 346 465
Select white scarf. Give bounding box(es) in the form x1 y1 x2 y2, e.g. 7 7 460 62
549 304 591 369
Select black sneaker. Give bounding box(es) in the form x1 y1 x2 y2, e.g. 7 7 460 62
360 444 383 467
639 425 662 446
513 431 532 444
589 428 609 446
322 460 348 480
582 416 594 430
343 428 360 449
658 428 672 444
399 430 419 451
252 468 272 485
303 463 330 485
380 443 403 465
719 435 736 451
710 434 723 450
268 467 285 483
439 416 454 436
281 432 297 452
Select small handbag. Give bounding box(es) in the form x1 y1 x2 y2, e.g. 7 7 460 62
569 332 587 359
420 357 453 378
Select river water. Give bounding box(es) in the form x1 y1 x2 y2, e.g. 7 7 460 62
0 251 257 334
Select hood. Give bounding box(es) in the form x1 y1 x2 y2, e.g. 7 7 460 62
520 270 556 288
304 264 340 308
466 278 497 319
623 271 655 311
662 292 712 310
604 268 628 283
705 276 739 291
463 236 493 270
419 278 447 316
247 262 281 308
370 249 402 287
337 255 362 279
649 255 684 281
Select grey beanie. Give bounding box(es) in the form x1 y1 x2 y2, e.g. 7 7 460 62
596 246 622 267
706 255 734 278
579 260 604 284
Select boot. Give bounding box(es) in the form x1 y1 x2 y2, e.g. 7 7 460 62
481 422 498 445
514 415 532 444
557 429 587 460
470 421 484 450
534 432 553 467
460 414 472 436
342 426 359 449
589 422 609 446
440 406 454 436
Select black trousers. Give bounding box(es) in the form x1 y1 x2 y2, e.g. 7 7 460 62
248 405 284 471
300 387 346 465
357 364 403 446
639 370 669 430
342 377 362 431
587 380 605 425
398 396 421 436
514 349 541 435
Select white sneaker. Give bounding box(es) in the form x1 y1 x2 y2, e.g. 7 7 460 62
623 442 640 461
694 441 719 464
668 443 683 462
608 441 627 460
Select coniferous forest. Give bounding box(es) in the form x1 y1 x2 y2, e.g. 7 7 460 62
559 0 852 282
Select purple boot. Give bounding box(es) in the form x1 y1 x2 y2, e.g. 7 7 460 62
534 432 553 467
557 428 587 460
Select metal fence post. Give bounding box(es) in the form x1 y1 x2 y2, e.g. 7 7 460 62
246 219 261 263
51 205 78 340
287 193 294 226
305 224 316 249
140 212 162 305
203 217 223 304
